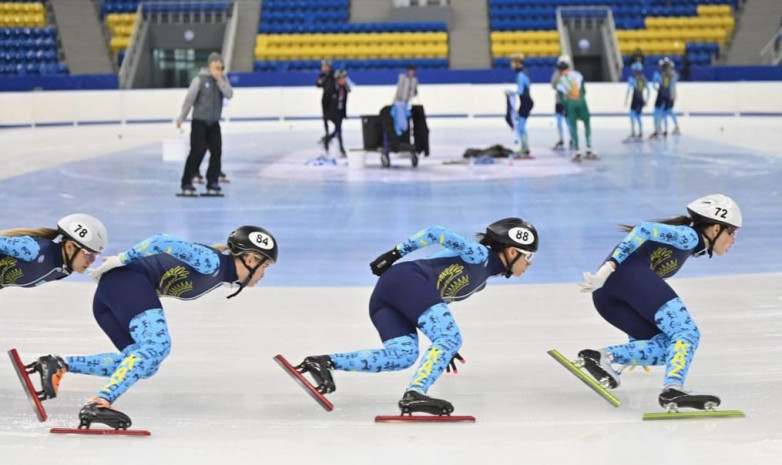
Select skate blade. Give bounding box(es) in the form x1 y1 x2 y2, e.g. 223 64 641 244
7 349 48 422
200 193 225 197
642 410 744 421
50 427 151 436
547 349 621 407
273 354 334 412
175 193 199 198
375 415 475 423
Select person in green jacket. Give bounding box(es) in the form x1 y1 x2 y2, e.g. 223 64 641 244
555 56 597 162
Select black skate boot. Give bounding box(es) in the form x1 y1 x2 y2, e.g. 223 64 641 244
571 153 582 163
29 355 67 400
552 140 564 150
658 388 720 412
296 355 336 394
179 184 197 197
319 135 330 151
648 132 661 140
398 390 454 416
584 150 599 160
577 349 620 389
204 183 223 196
79 400 132 430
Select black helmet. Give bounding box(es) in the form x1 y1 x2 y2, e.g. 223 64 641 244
227 226 278 263
485 217 538 252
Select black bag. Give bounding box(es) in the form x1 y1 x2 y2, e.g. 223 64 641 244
411 105 429 156
361 115 382 150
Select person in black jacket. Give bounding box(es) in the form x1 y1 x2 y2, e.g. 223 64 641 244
316 59 336 147
323 69 350 157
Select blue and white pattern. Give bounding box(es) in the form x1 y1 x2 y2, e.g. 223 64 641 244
330 334 419 372
120 234 221 275
398 225 489 264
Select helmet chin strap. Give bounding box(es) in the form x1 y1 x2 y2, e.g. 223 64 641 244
62 240 77 273
697 224 725 259
227 255 266 299
502 248 522 279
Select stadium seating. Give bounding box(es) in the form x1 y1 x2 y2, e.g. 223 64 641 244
488 0 736 70
255 0 448 71
0 1 68 76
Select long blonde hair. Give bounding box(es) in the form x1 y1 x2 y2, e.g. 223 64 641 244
0 227 59 239
211 243 230 253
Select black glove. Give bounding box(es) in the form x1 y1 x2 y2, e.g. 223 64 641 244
370 248 401 276
446 353 465 374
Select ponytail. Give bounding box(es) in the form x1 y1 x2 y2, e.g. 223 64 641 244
618 215 693 233
0 227 59 239
211 243 230 253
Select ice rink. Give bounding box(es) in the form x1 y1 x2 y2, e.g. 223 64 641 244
1 116 781 464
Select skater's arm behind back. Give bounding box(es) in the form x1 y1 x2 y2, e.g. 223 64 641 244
119 234 220 274
398 225 489 264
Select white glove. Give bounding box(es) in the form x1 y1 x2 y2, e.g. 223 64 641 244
577 262 615 293
88 255 124 281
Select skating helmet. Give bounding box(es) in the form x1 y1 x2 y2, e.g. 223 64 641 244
510 52 525 64
659 57 672 69
57 213 108 253
334 69 347 79
321 59 331 67
556 55 571 70
686 194 742 228
485 217 539 253
631 62 643 73
228 226 278 263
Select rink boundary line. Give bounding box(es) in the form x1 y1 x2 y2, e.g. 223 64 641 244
5 112 781 130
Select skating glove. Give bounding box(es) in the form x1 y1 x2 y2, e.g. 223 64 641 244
370 248 401 276
577 261 615 293
88 255 124 282
446 353 465 374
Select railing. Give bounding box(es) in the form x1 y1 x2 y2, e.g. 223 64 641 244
603 8 622 82
221 0 238 72
759 26 782 66
555 8 573 63
118 3 144 89
557 6 622 82
141 0 232 22
393 0 450 6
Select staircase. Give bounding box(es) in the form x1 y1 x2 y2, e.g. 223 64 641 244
50 0 113 74
448 0 490 69
725 0 782 65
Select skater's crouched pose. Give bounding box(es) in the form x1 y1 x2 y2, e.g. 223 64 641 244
29 226 277 429
576 194 741 411
296 218 538 415
0 213 108 290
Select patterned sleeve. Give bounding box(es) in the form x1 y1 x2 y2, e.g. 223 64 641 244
610 222 699 264
118 234 221 274
0 235 40 262
396 225 489 264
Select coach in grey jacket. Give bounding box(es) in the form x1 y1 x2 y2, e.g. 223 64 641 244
177 52 234 194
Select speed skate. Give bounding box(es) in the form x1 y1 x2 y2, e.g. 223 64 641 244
7 348 49 422
273 354 334 411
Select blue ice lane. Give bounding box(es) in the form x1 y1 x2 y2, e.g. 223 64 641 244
0 125 780 287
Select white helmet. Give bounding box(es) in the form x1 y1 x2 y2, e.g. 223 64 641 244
57 213 108 253
686 194 742 228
